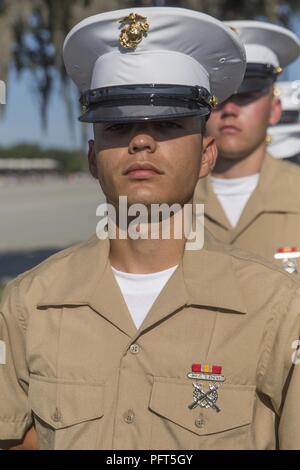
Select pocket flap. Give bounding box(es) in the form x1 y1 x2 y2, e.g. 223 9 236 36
149 377 255 436
28 375 104 430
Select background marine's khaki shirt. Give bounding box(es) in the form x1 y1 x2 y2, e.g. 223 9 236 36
0 233 300 450
194 155 300 266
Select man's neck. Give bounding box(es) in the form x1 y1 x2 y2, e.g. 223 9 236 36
110 237 184 274
212 142 266 179
109 213 186 274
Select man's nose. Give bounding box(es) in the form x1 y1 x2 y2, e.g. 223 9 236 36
219 98 239 117
128 130 157 154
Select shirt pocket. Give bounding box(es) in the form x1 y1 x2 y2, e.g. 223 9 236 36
28 375 104 449
149 376 255 450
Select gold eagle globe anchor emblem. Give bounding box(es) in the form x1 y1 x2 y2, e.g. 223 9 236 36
119 13 149 49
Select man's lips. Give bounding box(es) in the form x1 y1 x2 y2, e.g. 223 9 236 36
123 163 164 179
219 125 241 134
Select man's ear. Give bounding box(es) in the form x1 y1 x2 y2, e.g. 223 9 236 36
199 135 218 178
269 96 282 126
88 140 98 179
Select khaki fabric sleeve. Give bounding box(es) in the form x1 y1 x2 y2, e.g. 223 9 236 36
258 284 300 449
0 281 32 440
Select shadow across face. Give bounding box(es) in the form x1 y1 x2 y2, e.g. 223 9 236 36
93 117 207 151
215 87 271 110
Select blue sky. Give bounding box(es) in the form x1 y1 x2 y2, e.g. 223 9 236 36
0 16 299 151
0 67 88 150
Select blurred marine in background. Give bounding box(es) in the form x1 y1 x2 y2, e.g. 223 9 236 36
268 80 300 163
194 21 300 273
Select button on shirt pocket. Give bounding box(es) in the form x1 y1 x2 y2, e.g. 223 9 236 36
28 375 104 449
149 377 255 450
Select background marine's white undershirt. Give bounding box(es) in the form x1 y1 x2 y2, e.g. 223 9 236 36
210 174 260 227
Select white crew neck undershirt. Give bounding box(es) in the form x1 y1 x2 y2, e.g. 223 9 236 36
112 265 178 329
210 174 260 227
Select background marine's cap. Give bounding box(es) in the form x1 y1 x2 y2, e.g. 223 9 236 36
63 7 246 123
268 81 300 159
225 21 300 94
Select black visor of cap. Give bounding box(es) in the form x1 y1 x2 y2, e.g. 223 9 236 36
79 84 213 123
236 63 279 94
279 110 300 125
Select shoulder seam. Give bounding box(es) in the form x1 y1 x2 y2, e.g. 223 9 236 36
12 238 95 286
207 245 300 286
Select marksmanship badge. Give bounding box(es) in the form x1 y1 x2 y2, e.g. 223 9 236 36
187 364 225 412
274 247 300 274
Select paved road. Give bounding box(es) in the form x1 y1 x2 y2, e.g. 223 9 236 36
0 248 60 284
0 176 106 282
0 176 105 252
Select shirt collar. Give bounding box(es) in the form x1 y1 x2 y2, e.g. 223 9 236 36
37 230 247 324
194 154 300 237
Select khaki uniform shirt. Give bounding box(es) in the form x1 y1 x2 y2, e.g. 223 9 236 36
194 155 300 266
0 233 300 450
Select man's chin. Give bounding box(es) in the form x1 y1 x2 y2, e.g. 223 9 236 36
216 137 247 158
218 147 249 161
115 195 185 208
123 190 166 207
126 197 170 207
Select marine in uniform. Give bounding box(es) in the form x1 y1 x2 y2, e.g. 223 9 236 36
194 21 300 272
1 8 300 450
268 80 300 164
